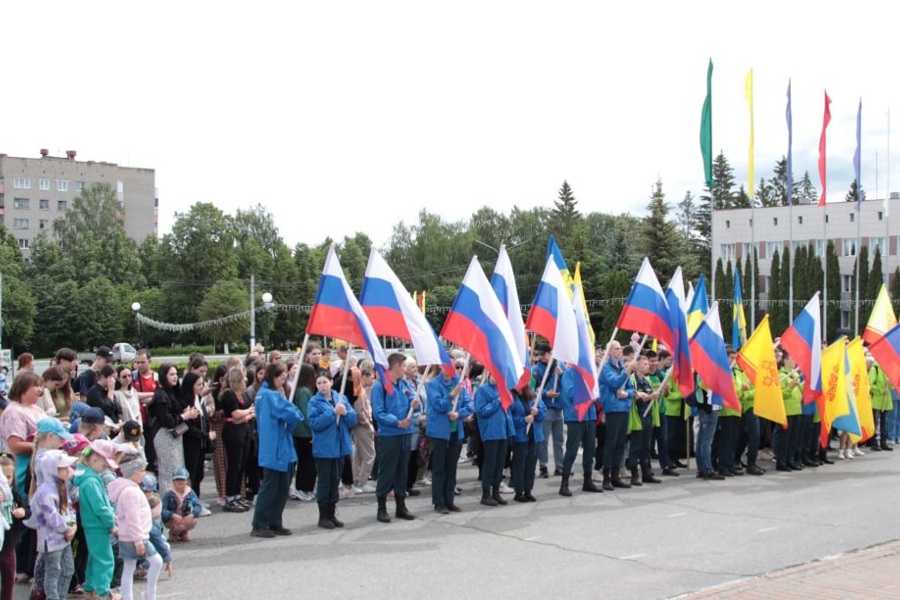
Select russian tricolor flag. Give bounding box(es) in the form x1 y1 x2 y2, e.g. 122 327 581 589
779 292 822 405
359 249 454 376
617 257 674 353
867 321 900 394
666 268 694 397
441 257 526 410
689 302 740 412
571 282 600 420
306 244 392 392
526 255 581 365
490 244 531 374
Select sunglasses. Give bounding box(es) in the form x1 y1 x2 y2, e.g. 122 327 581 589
455 365 464 371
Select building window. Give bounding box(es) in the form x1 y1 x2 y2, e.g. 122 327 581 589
841 310 851 330
57 200 67 211
57 180 68 192
826 214 830 224
850 212 855 223
749 218 753 227
798 215 803 225
879 211 884 221
767 242 782 257
843 238 857 257
39 199 49 210
13 218 29 230
77 181 85 192
815 240 825 257
871 237 888 256
39 178 50 191
725 220 730 229
12 177 30 189
13 198 29 210
117 180 124 195
742 242 753 259
720 243 735 263
842 275 853 293
773 217 779 226
39 219 48 230
17 239 29 250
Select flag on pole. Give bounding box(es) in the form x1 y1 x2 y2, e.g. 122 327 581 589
573 262 595 346
686 274 709 337
441 257 527 410
819 337 851 447
854 99 863 211
846 337 875 443
863 284 897 345
690 302 740 412
615 257 674 352
700 58 714 190
732 267 747 350
359 249 454 375
307 244 392 391
736 315 787 427
786 80 793 207
666 267 694 396
526 255 583 368
746 69 755 198
547 235 574 297
686 281 696 313
779 292 823 405
866 322 900 395
818 91 832 206
832 345 862 436
490 243 531 373
571 281 600 419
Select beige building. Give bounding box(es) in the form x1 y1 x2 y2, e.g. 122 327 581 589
0 150 157 256
712 195 900 333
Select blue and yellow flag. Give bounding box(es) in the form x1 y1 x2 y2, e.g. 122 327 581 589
732 269 747 350
547 235 574 299
687 274 709 337
573 262 595 345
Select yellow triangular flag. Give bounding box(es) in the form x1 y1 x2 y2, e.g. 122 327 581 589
574 262 595 345
863 284 898 345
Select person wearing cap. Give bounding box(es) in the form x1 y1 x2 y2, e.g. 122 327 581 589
77 407 108 441
107 456 164 600
161 467 201 542
76 347 114 401
73 442 118 600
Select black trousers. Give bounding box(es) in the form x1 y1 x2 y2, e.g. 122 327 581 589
562 421 596 476
222 424 249 497
293 436 317 493
376 435 411 498
481 439 506 492
512 437 537 494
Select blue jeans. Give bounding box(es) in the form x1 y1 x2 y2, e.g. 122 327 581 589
539 407 565 470
43 545 74 600
695 411 719 474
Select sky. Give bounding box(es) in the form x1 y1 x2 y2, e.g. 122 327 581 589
3 2 898 250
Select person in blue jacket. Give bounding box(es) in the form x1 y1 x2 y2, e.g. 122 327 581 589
426 364 473 514
509 385 546 502
475 374 511 507
308 370 358 530
600 341 636 491
371 353 419 523
532 343 564 478
251 362 304 539
559 365 604 496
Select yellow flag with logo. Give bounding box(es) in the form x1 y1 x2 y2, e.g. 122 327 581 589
736 315 786 427
847 337 875 443
819 337 851 447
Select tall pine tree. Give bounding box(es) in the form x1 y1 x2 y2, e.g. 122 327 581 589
641 179 680 283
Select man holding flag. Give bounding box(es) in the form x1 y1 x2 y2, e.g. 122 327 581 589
533 343 564 478
600 341 636 490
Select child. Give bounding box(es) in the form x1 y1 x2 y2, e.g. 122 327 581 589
0 454 27 600
139 475 171 579
107 457 163 600
160 468 200 542
25 450 77 600
73 441 118 600
307 371 357 530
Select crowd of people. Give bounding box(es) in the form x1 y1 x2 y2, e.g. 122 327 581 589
0 337 895 599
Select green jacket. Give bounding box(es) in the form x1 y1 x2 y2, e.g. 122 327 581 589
292 387 313 437
73 467 116 532
733 366 755 413
868 364 894 411
780 368 802 417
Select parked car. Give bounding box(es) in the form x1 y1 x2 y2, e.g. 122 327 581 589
77 342 138 365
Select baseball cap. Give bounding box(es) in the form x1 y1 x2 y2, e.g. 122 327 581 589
89 439 119 470
36 418 73 441
140 473 158 492
172 467 190 481
121 420 142 442
96 346 113 360
81 407 105 425
62 433 91 456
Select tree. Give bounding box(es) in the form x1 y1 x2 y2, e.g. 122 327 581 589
845 180 866 204
769 157 794 206
856 244 870 334
798 171 818 205
768 249 786 337
863 245 884 328
755 177 777 207
891 267 900 316
550 180 581 243
197 280 250 350
696 152 737 273
0 225 36 352
825 240 841 340
640 179 681 282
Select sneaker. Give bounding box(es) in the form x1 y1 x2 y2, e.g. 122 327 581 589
340 486 354 499
361 483 377 494
418 476 432 486
223 500 247 513
352 485 364 495
498 482 514 494
198 507 212 517
853 447 865 457
250 528 276 538
201 501 211 510
838 450 847 460
300 490 315 502
290 488 305 501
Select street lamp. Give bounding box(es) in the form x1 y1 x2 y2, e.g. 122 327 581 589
262 292 273 359
131 302 142 345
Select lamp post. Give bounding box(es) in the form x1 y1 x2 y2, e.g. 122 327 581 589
131 302 142 345
262 292 273 360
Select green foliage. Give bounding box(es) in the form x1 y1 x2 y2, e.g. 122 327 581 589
863 245 884 328
641 179 681 283
197 280 250 346
550 180 581 244
825 240 841 341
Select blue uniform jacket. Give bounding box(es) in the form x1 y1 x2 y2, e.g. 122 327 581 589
600 359 634 414
561 367 598 422
371 377 416 436
425 374 473 441
531 360 562 409
256 383 304 472
475 381 511 441
308 391 358 458
510 395 547 443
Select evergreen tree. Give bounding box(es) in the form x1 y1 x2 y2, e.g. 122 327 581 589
550 180 581 243
798 171 818 205
825 240 841 340
769 157 795 206
856 244 870 334
714 259 727 336
755 177 777 207
768 249 786 336
641 179 680 282
734 185 752 208
779 246 792 333
891 267 900 316
845 180 866 203
863 245 884 327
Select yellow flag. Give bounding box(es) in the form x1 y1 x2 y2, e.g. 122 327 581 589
745 69 755 198
736 315 786 427
847 337 876 443
862 284 897 345
820 337 851 446
574 262 595 345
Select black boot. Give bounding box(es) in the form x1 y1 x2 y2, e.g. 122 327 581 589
746 461 765 475
602 468 614 491
376 497 391 523
329 503 344 528
611 468 631 489
318 504 335 529
819 449 834 464
559 474 573 497
492 486 508 505
395 497 415 520
641 465 661 484
582 474 602 493
480 489 498 506
629 467 643 487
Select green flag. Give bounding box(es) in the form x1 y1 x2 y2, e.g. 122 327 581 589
700 58 713 190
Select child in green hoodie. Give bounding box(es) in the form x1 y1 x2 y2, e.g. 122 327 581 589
73 441 118 599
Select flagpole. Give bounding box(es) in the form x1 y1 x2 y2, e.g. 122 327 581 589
854 204 862 337
289 334 311 404
336 343 354 424
823 210 828 340
751 205 756 329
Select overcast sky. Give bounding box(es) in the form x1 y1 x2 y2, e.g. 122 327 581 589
3 2 896 249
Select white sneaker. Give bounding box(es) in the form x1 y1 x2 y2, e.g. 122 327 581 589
417 477 432 487
845 449 855 459
352 485 364 495
853 447 865 457
838 449 847 460
201 501 211 510
290 488 305 501
198 507 212 517
339 485 354 499
498 482 514 494
361 483 377 493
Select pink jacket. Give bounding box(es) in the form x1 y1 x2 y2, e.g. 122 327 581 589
106 478 151 542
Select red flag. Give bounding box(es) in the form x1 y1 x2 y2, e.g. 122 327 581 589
817 91 832 207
